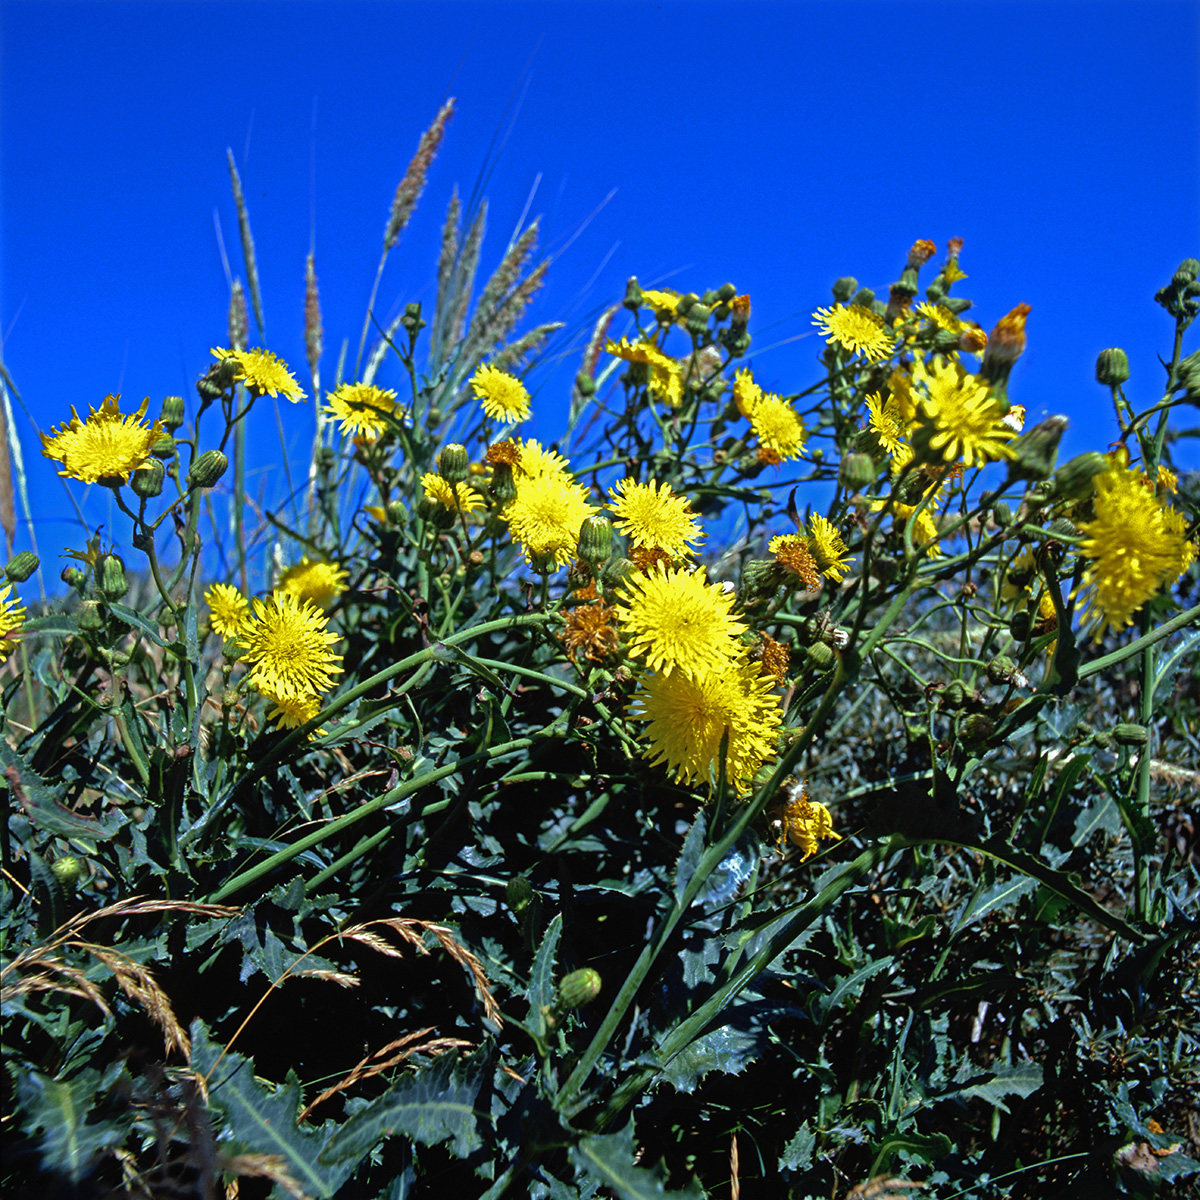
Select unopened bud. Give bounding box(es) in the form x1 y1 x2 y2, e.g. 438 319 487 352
832 277 857 302
187 450 228 490
716 282 738 302
578 516 614 572
506 876 535 914
993 502 1014 528
151 435 177 460
1054 451 1109 502
1009 610 1033 641
51 856 84 887
1047 516 1080 542
438 443 470 485
1113 722 1148 747
601 557 636 601
97 554 128 602
987 655 1018 686
839 452 877 492
959 713 996 745
807 642 835 670
575 372 597 396
557 968 602 1009
1173 258 1200 286
159 395 186 431
77 599 105 633
850 287 875 309
61 565 85 589
941 296 972 316
943 680 969 711
4 552 39 583
686 304 712 336
131 458 166 499
386 499 409 527
401 301 426 335
489 462 518 507
1010 415 1068 482
1095 348 1130 387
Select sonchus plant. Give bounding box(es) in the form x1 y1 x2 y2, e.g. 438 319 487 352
2 102 1199 1200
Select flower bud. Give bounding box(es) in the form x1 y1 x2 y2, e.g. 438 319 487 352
489 461 518 508
601 556 636 601
77 599 105 633
557 967 602 1009
159 394 186 431
151 435 177 460
51 856 84 887
1010 415 1068 482
832 277 857 302
941 296 972 316
1095 348 1130 387
438 443 470 485
987 655 1018 685
187 449 229 490
838 452 877 492
386 499 409 528
992 502 1014 528
1009 610 1033 641
807 641 835 670
506 876 535 913
850 287 875 309
685 304 712 336
131 458 166 499
4 552 39 583
61 565 85 589
943 680 968 711
97 554 129 602
575 372 597 397
401 301 426 335
1047 516 1080 542
959 713 996 745
675 292 699 315
622 277 644 312
1173 258 1200 286
578 515 614 572
1113 722 1148 747
716 282 738 303
1053 451 1109 503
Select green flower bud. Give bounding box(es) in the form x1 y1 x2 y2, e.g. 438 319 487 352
601 557 636 602
716 282 738 302
1095 348 1130 387
506 876 535 914
686 304 712 336
385 499 409 528
959 713 996 745
1053 451 1109 503
850 287 875 309
943 680 969 711
993 502 1014 529
987 655 1018 686
578 515 614 572
489 461 518 508
4 551 39 583
187 449 229 490
557 967 602 1009
97 554 129 602
925 282 946 303
1010 415 1069 482
675 292 699 315
807 642 835 670
131 458 166 499
932 328 963 354
1173 258 1200 286
941 296 972 316
839 452 877 492
832 277 858 302
77 599 105 633
529 550 558 575
622 277 644 312
1009 609 1033 641
438 443 470 485
51 856 84 887
1047 516 1080 542
60 565 85 589
401 301 426 335
718 327 752 358
159 395 186 431
1113 722 1148 747
712 302 731 321
151 435 177 460
575 372 597 396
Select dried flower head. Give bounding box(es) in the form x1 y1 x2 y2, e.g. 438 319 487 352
774 780 841 860
560 600 621 665
768 534 822 592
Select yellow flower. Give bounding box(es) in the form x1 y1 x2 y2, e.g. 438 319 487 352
471 364 532 423
608 479 705 559
41 395 164 485
62 530 105 568
768 533 822 591
914 302 962 334
324 382 401 437
813 304 894 362
750 394 806 462
0 584 27 663
866 392 909 460
260 686 322 732
503 471 598 568
205 582 250 638
616 564 747 680
421 473 484 513
731 368 762 418
606 338 685 408
236 591 342 702
211 347 306 402
872 496 943 557
277 558 349 607
1077 460 1194 637
912 357 1014 468
638 288 682 320
774 781 841 860
513 438 571 482
629 657 781 795
807 514 852 580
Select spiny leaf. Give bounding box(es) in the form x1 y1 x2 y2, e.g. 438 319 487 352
14 1069 124 1185
570 1120 705 1200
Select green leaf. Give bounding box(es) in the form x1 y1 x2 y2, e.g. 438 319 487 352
1071 790 1122 846
813 958 893 1029
190 1020 352 1197
873 1129 953 1168
673 810 707 904
527 913 563 1030
952 872 1038 933
944 1061 1044 1112
571 1120 705 1200
106 601 165 646
659 1022 757 1094
15 1069 124 1185
322 1047 489 1163
779 1122 815 1172
0 737 122 841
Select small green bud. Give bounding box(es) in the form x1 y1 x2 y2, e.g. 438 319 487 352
1053 451 1109 503
51 856 84 887
712 302 731 321
925 282 946 303
832 277 858 302
77 599 105 633
61 565 85 589
1095 348 1130 387
437 443 470 485
943 680 969 711
716 282 738 302
941 296 972 316
675 292 699 315
622 277 644 312
1113 722 1148 748
97 554 128 602
4 551 39 583
1010 415 1069 482
959 713 996 745
151 434 177 460
578 515 614 572
932 328 963 355
131 458 166 499
159 395 186 431
575 372 597 397
850 287 875 309
1173 258 1200 286
489 461 518 507
557 968 602 1009
1009 609 1033 641
993 502 1014 529
1047 516 1080 542
686 304 712 336
601 557 636 601
838 452 877 492
506 877 535 914
385 499 409 528
415 495 439 523
987 655 1018 686
187 449 229 490
401 301 426 335
718 327 752 358
807 642 835 670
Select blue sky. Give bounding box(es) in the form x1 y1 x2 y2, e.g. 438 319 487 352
2 0 1198 574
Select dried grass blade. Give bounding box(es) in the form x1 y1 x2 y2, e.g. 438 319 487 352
84 944 190 1060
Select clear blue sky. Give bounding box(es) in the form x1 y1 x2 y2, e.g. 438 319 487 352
2 0 1198 571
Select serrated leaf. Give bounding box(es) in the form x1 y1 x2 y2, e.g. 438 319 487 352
15 1069 124 1184
107 601 165 645
659 1023 756 1093
953 873 1038 932
1072 791 1123 846
527 912 563 1025
190 1020 352 1197
779 1122 815 1171
874 1129 953 1165
946 1061 1044 1111
673 810 706 904
813 958 893 1028
322 1048 488 1163
0 737 122 841
571 1120 705 1200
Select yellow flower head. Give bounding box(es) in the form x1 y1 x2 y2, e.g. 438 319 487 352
774 781 841 860
1077 460 1195 637
750 394 806 462
912 357 1015 468
41 395 164 485
731 368 762 418
513 438 571 482
421 473 484 513
236 591 342 702
205 582 250 638
0 584 27 663
768 533 822 592
277 558 349 608
616 564 747 680
629 657 781 796
324 382 401 437
260 685 322 733
606 338 685 408
211 347 306 402
873 496 944 558
608 478 705 560
503 472 598 568
866 392 909 460
806 514 852 580
813 304 894 362
471 363 532 423
638 288 682 320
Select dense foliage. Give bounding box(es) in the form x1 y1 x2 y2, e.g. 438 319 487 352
3 105 1199 1199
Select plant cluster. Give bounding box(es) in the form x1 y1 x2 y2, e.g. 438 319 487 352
2 105 1199 1199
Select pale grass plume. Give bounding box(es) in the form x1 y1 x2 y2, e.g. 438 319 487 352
464 219 540 352
228 278 249 352
226 148 264 337
384 97 455 251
